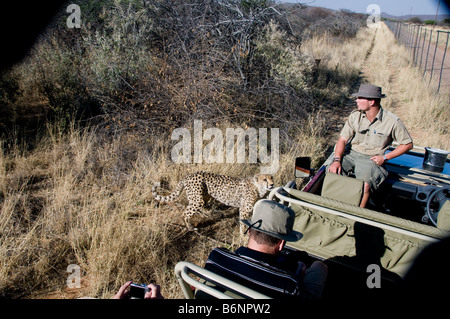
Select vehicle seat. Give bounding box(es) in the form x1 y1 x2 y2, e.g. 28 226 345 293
437 200 450 231
321 172 364 206
204 247 301 298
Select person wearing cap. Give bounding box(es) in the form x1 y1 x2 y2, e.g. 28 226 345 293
205 199 328 299
328 84 413 208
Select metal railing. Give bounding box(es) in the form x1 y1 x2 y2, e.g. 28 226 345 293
174 261 271 299
385 21 450 93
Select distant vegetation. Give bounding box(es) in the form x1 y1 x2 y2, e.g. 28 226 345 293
383 15 450 26
0 0 365 147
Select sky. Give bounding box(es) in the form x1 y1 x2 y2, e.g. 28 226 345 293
296 0 450 16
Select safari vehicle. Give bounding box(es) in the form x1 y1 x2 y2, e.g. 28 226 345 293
175 145 450 300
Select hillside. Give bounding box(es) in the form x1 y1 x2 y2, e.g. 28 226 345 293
381 12 450 21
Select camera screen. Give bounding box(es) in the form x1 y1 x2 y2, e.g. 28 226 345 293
129 284 147 299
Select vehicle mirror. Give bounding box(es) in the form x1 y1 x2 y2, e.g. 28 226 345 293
295 157 311 178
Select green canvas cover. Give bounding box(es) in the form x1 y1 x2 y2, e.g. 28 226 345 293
437 200 450 231
321 172 363 206
279 187 450 278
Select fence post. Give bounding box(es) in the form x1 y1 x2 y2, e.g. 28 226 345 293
429 31 440 83
437 31 449 93
413 25 421 65
424 29 433 79
419 28 427 69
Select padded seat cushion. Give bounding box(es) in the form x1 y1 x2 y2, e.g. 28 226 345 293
437 200 450 231
205 247 301 298
321 172 364 206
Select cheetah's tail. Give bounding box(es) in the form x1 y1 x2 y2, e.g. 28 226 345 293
152 180 184 203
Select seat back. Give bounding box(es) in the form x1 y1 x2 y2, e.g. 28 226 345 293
204 248 301 299
437 200 450 231
321 172 364 206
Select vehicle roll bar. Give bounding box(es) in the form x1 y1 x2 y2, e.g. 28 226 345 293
174 261 271 299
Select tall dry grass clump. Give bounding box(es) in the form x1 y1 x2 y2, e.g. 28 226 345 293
300 27 377 105
0 119 328 298
0 125 216 298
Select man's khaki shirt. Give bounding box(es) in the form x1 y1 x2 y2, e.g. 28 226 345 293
340 108 413 156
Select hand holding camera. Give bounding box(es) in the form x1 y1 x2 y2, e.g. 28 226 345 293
130 283 149 299
113 280 164 299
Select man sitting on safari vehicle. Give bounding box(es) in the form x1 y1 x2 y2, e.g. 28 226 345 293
205 199 328 299
328 84 413 208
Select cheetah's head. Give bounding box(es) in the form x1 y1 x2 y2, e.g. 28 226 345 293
253 174 274 197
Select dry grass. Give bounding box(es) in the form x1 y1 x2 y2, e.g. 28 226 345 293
362 23 450 150
1 127 182 298
300 27 377 105
0 114 329 298
301 27 376 74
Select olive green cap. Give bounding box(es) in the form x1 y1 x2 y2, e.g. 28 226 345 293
240 199 303 242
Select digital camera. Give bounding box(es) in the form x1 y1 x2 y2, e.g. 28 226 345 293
129 283 149 299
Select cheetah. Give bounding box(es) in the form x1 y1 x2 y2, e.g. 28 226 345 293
152 171 274 232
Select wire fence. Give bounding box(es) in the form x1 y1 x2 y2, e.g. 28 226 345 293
385 20 450 93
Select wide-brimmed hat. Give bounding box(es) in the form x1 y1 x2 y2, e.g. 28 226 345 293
351 84 387 99
240 200 303 242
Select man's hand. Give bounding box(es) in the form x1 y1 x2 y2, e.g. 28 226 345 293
370 155 386 166
112 281 132 299
328 137 348 175
112 281 164 299
328 161 342 174
144 284 164 299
